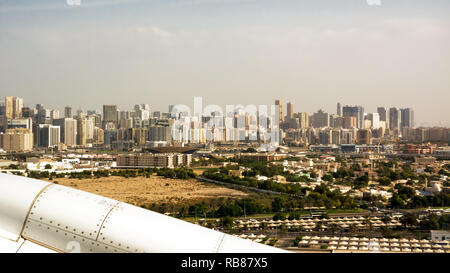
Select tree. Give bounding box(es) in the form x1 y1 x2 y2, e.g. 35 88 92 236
273 212 287 221
329 223 338 234
293 235 303 246
380 226 394 238
220 216 234 230
364 216 373 233
381 215 391 224
378 177 392 186
400 213 418 228
314 222 323 231
349 223 357 234
271 197 287 213
389 193 406 209
322 174 334 182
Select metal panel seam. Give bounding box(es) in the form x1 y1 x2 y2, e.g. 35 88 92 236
18 184 54 240
214 233 226 253
15 240 25 253
94 201 121 242
21 237 63 253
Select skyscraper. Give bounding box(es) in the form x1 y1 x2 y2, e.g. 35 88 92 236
65 118 77 147
286 102 294 120
342 105 364 128
311 110 329 128
103 105 118 128
377 107 388 128
37 124 60 148
275 100 283 124
5 96 23 119
400 108 414 129
135 104 150 120
64 106 73 118
52 118 76 147
50 109 59 120
364 113 380 129
297 112 309 128
389 107 400 130
337 102 341 116
0 128 33 152
77 117 87 146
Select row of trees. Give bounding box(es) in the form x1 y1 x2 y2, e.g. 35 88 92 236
186 198 269 218
26 167 197 180
270 184 358 212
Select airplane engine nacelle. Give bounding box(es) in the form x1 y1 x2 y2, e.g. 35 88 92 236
0 174 287 253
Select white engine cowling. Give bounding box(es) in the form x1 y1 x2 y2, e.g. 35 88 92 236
0 173 287 253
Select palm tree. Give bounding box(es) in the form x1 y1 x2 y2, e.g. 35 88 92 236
329 223 338 234
381 215 391 224
314 222 323 231
349 223 357 235
364 216 373 236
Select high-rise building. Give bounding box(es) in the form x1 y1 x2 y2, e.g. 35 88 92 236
135 104 150 120
286 102 294 120
85 117 95 142
93 127 104 145
0 116 7 133
64 106 72 118
364 113 380 129
297 112 309 129
275 100 283 124
148 126 171 142
77 117 87 146
342 105 364 128
343 116 357 129
53 118 77 147
337 102 342 116
36 104 44 111
377 107 388 129
50 109 59 120
5 96 23 119
37 124 60 148
36 107 51 124
400 108 414 129
389 107 400 130
134 128 148 146
311 110 329 128
65 118 77 147
332 116 344 128
21 107 34 118
0 128 33 152
103 105 118 128
357 129 372 145
0 100 5 116
377 107 387 122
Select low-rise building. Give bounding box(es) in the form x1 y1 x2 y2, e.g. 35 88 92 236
430 230 450 241
116 153 192 168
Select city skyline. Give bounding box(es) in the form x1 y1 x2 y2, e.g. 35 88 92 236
1 0 449 127
0 95 433 128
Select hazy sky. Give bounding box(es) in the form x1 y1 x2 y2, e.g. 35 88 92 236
0 0 449 126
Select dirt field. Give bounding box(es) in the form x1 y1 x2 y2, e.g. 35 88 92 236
49 176 247 207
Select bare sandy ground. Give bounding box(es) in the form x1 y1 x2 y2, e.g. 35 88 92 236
49 176 247 207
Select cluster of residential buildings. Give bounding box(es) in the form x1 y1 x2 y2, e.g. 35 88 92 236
231 152 448 201
0 96 449 153
116 153 192 168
